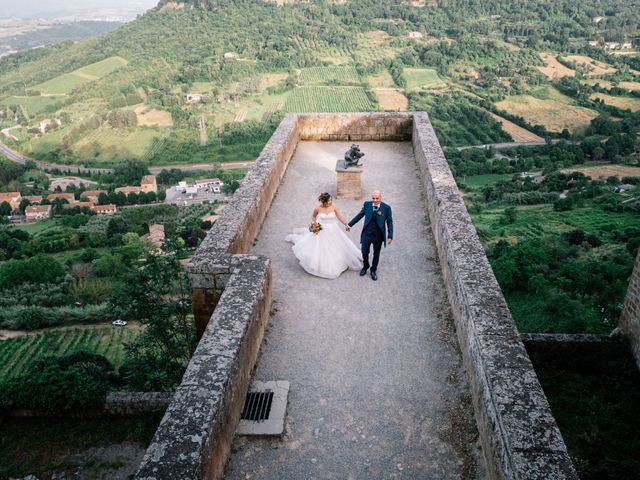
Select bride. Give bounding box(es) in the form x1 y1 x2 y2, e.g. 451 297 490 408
285 192 363 279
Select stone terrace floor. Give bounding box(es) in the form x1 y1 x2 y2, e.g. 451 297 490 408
224 142 486 479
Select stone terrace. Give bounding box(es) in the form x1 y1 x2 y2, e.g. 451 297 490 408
135 113 578 480
224 141 484 479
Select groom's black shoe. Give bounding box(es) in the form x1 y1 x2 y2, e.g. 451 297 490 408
370 271 377 281
359 267 368 276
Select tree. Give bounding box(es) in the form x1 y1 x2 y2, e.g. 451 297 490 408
0 201 12 216
98 192 110 205
18 198 31 214
112 252 195 391
127 191 139 204
114 159 149 185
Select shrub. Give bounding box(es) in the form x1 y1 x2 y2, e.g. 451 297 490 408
0 254 64 289
0 304 110 330
0 351 114 413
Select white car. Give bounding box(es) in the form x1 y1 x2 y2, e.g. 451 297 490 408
112 319 127 326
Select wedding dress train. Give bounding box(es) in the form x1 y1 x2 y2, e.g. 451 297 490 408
285 212 363 279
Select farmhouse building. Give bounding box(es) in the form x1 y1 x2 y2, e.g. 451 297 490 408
25 204 51 222
38 118 61 134
141 175 158 193
186 93 203 103
82 190 107 203
63 201 94 209
194 178 223 192
91 204 117 215
115 186 142 195
47 193 75 203
0 192 22 210
22 195 42 204
407 31 423 39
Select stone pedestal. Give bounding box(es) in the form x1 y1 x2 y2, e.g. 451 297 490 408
335 160 363 199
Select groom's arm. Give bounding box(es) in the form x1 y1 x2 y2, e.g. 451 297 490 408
348 205 365 227
386 205 393 244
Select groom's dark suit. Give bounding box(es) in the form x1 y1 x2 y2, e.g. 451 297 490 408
348 201 393 273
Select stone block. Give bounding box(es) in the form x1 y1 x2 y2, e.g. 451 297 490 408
335 160 363 199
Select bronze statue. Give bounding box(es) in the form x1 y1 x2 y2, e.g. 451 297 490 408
344 144 364 168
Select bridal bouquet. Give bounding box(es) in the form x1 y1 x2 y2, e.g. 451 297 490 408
309 222 322 234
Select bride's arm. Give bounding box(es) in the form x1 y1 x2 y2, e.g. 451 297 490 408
333 207 350 230
311 207 319 223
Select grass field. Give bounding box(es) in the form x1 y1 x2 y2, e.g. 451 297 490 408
496 87 598 133
0 324 139 380
561 164 640 179
537 52 575 79
367 70 396 88
488 112 544 142
34 74 91 95
299 66 361 85
470 203 639 245
10 219 58 235
0 95 66 114
134 105 173 126
404 68 447 90
564 55 617 76
590 92 640 112
73 56 128 79
33 56 128 95
283 86 374 112
374 88 408 110
582 80 640 92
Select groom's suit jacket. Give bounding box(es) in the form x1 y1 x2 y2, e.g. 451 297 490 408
348 201 393 246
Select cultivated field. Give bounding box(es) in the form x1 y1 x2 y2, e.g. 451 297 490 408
367 70 396 88
565 55 617 76
590 92 640 112
561 165 640 180
496 88 598 133
405 68 447 90
374 88 408 110
283 86 374 112
582 80 640 92
34 74 90 95
488 112 544 142
134 105 173 126
537 52 575 79
299 66 361 85
73 127 168 161
0 324 139 380
33 56 128 95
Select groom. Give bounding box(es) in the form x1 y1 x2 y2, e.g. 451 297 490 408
348 190 393 281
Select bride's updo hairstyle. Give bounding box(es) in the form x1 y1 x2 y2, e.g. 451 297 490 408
318 192 331 206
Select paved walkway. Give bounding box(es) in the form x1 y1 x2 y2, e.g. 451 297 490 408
225 142 485 479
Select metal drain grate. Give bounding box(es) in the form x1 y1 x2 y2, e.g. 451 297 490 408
241 390 274 421
237 380 290 436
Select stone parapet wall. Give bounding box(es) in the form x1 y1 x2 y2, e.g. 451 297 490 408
620 251 640 368
135 256 271 479
104 392 173 415
412 112 578 480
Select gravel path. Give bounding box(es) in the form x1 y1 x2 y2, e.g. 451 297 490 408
225 141 485 480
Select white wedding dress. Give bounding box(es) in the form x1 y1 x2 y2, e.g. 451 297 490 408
285 212 363 279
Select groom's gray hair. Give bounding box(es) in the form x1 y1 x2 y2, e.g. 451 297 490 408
372 190 382 196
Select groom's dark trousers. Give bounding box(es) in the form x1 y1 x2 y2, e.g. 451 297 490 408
362 217 384 272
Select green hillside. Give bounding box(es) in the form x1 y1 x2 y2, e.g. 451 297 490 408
0 0 638 167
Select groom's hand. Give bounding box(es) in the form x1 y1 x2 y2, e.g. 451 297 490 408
345 226 351 232
388 238 393 246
